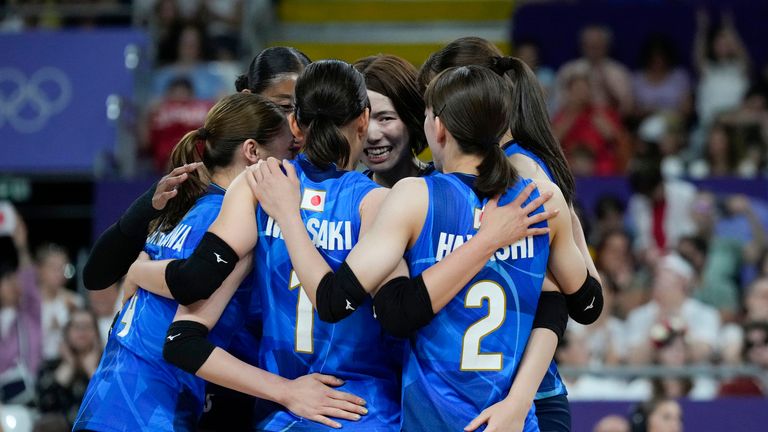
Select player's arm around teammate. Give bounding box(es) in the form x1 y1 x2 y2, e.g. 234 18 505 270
249 157 553 324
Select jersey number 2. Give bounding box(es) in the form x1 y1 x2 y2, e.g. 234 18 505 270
289 270 314 353
460 281 506 371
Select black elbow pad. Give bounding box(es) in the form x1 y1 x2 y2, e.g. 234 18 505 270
533 291 568 340
565 274 603 325
373 274 434 338
163 320 215 374
315 262 368 323
165 232 238 306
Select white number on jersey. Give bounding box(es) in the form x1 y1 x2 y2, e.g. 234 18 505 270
116 294 139 338
460 281 506 371
289 270 315 353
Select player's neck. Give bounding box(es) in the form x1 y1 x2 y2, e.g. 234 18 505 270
442 150 482 176
210 165 242 190
374 157 422 188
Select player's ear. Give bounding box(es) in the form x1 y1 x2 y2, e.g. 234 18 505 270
243 139 260 164
288 113 304 143
434 116 447 148
355 107 370 141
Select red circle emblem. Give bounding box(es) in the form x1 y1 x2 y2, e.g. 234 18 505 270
311 195 321 206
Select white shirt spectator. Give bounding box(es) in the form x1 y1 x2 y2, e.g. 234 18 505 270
627 179 697 252
625 298 721 354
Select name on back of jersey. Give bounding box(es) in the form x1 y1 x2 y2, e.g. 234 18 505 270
436 232 535 262
146 223 192 252
264 216 353 251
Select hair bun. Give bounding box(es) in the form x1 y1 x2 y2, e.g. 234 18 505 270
234 74 249 92
491 56 517 75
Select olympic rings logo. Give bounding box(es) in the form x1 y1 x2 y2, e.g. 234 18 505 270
0 67 72 134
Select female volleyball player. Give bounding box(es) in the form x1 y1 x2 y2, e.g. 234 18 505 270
129 59 554 430
353 54 433 186
73 93 362 432
418 37 604 431
249 65 594 431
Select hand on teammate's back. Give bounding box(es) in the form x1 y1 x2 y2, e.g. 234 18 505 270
474 182 557 251
152 162 204 210
246 157 301 223
279 373 367 429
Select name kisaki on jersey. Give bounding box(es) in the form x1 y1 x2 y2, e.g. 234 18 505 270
264 216 353 251
435 232 534 262
300 189 326 212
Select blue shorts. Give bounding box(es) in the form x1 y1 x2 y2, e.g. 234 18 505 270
534 394 571 432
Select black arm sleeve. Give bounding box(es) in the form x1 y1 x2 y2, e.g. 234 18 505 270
315 262 368 323
564 273 604 325
83 184 161 290
372 275 435 338
532 291 568 340
163 320 215 374
164 232 238 306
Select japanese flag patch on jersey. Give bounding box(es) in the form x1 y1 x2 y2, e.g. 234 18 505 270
301 188 326 212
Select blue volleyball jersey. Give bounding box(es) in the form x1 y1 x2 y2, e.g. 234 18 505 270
401 173 549 432
503 140 568 401
74 185 254 432
253 154 403 432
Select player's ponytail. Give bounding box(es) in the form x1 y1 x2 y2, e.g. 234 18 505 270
425 65 517 198
304 114 351 169
419 36 575 204
153 93 287 232
494 55 576 205
476 144 515 198
294 60 369 168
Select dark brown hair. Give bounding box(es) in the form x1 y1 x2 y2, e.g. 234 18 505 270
419 37 575 204
153 93 287 232
294 60 369 168
235 46 311 94
354 54 427 155
424 65 517 198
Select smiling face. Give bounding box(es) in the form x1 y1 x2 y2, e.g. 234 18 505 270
361 91 411 172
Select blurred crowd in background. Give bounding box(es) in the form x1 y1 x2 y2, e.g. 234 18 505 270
1 0 767 431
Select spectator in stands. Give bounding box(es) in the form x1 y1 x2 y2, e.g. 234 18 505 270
199 0 244 61
719 321 767 396
144 77 214 173
627 160 697 260
688 122 746 178
153 23 232 100
596 229 646 319
632 35 692 120
625 254 720 365
630 398 683 432
36 309 101 426
556 328 636 400
87 285 120 345
555 25 633 115
590 195 627 245
641 318 717 399
553 71 629 175
715 85 768 177
36 244 83 362
594 415 630 432
677 234 736 322
689 192 766 318
0 223 42 405
720 277 768 365
694 9 750 135
515 39 556 103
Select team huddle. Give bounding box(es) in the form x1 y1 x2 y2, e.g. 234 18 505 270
73 37 604 432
